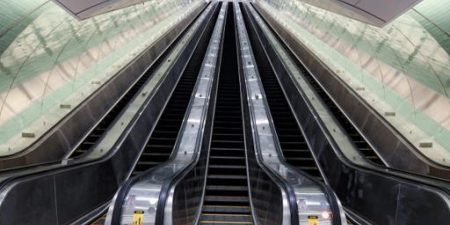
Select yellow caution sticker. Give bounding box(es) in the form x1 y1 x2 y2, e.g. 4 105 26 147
308 215 319 225
132 210 145 225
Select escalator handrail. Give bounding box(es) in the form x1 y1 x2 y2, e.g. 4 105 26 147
235 3 345 225
105 4 224 224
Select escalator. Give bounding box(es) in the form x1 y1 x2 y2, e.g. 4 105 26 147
304 81 384 165
130 25 211 176
274 47 384 166
249 36 383 167
89 5 221 225
241 3 450 225
235 5 385 168
241 3 322 182
0 7 206 172
253 52 322 181
240 3 355 224
101 3 449 225
263 32 385 166
90 5 220 225
107 4 340 225
70 30 181 159
0 4 223 225
199 5 253 225
245 3 450 182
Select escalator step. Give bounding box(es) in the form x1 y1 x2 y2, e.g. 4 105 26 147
207 175 247 180
200 213 253 224
205 195 250 204
202 205 251 214
136 161 160 167
206 185 248 191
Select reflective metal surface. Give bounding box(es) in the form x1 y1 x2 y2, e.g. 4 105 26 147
105 3 224 225
251 4 450 225
235 3 345 225
0 5 212 225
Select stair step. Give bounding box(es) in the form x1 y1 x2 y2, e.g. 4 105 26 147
202 205 251 214
206 185 248 191
200 213 252 224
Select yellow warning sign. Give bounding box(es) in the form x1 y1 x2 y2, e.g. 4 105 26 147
132 210 144 225
308 215 319 225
